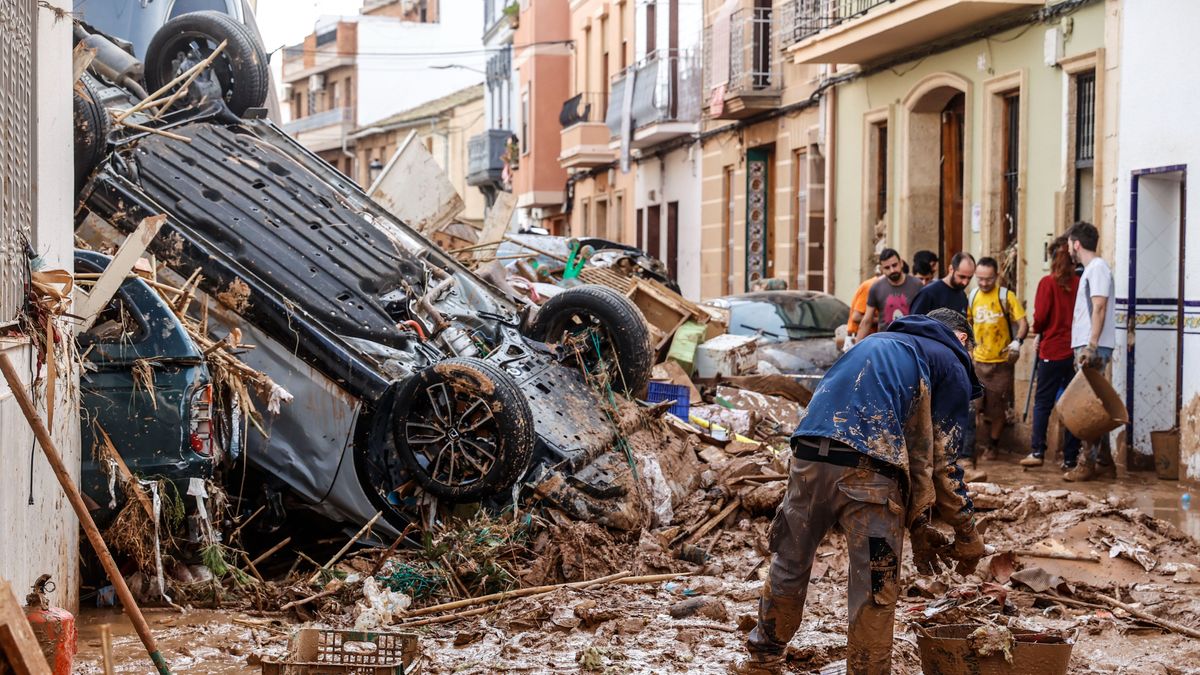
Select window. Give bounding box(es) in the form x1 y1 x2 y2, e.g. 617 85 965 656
1001 92 1020 253
666 201 679 280
307 89 317 116
521 90 530 155
169 0 231 19
595 198 608 240
315 28 338 47
600 16 609 111
874 123 887 222
619 2 628 70
612 192 624 241
1074 70 1096 222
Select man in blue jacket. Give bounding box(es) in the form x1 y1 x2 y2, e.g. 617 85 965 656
733 310 986 675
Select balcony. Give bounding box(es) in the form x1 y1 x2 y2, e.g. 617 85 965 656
282 107 355 152
558 93 616 169
703 6 781 120
605 50 702 150
778 0 1043 65
467 129 512 187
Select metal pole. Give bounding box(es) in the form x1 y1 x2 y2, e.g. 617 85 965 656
0 353 172 675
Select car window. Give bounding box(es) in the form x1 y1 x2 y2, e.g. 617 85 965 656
84 293 149 345
169 0 233 19
732 295 848 340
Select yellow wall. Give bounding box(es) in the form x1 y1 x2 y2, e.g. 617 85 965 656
831 2 1107 307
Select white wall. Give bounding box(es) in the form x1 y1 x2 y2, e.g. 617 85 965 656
1113 0 1200 472
0 3 79 611
635 145 703 299
354 4 486 126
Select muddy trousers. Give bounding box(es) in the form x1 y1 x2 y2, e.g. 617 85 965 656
747 456 905 675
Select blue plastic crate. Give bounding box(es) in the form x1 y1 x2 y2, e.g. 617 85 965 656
646 381 691 420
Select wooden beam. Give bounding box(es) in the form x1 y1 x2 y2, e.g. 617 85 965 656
75 215 166 333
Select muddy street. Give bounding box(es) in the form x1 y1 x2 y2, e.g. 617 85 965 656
71 447 1200 675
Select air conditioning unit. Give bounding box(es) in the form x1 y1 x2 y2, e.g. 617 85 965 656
309 74 326 91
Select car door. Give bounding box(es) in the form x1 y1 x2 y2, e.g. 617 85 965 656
76 251 214 525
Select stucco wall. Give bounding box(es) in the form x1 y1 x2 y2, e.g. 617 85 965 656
1113 0 1199 474
0 3 79 612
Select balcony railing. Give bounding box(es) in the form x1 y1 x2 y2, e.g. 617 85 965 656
606 49 702 135
559 92 608 129
777 0 892 48
704 6 780 98
282 107 353 134
467 129 512 187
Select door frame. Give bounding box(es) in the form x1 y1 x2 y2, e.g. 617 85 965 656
1126 164 1188 443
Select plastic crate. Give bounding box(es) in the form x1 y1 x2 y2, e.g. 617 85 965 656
261 628 419 674
646 381 691 420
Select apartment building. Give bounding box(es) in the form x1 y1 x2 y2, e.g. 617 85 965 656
280 0 483 181
466 0 520 207
554 0 705 297
697 0 827 297
792 0 1117 447
505 0 573 232
351 84 488 224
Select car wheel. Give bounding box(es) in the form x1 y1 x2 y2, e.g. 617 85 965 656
144 11 269 116
394 357 535 502
527 284 653 394
74 75 110 192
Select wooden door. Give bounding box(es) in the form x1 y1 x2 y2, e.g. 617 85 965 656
939 92 965 262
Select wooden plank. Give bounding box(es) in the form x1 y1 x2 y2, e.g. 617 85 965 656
75 215 166 332
0 581 53 675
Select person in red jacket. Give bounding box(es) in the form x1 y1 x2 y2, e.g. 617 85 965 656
1020 237 1081 468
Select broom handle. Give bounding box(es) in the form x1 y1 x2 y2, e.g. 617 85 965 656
0 353 172 675
1023 335 1040 422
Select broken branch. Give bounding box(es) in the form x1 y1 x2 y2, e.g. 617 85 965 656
306 511 384 585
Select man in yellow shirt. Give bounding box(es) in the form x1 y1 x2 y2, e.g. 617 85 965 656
968 257 1029 463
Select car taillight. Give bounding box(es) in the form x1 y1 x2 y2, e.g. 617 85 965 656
189 384 215 458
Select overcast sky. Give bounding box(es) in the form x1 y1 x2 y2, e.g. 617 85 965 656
254 0 362 53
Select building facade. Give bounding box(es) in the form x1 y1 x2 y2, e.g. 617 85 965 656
793 0 1116 446
697 0 828 298
352 85 488 224
509 0 573 232
466 0 521 207
280 0 484 181
1112 0 1198 476
0 1 79 611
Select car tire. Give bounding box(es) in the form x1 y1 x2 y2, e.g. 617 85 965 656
144 11 269 116
74 75 110 192
527 284 653 394
394 357 535 502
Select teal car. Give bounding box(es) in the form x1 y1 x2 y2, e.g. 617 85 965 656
77 250 218 534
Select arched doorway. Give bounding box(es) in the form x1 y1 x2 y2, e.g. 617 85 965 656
902 75 971 263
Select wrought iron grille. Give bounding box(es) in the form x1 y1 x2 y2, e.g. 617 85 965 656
1002 93 1020 249
1 0 36 326
778 0 893 48
1075 71 1096 165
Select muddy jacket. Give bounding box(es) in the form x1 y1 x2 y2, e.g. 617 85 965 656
793 315 982 531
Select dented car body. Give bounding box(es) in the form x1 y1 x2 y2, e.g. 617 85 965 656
75 48 650 534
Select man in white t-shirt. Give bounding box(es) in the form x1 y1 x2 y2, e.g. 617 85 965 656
1063 221 1117 482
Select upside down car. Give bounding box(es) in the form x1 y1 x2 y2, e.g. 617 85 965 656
72 11 654 534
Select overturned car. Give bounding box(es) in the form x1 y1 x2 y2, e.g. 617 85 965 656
73 12 653 534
